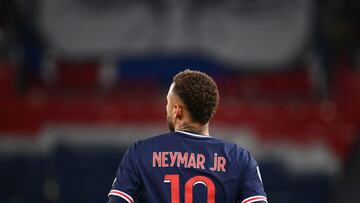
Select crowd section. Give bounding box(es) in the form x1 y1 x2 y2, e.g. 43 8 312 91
0 58 359 158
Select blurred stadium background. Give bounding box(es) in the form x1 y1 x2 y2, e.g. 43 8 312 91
0 0 359 202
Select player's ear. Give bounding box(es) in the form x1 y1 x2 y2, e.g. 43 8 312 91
174 103 183 119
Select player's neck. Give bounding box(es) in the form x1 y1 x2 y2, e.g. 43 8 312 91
175 121 209 136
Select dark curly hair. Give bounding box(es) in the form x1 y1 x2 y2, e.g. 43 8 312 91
173 69 219 124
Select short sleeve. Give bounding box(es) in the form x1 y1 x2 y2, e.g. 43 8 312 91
238 150 267 203
108 143 142 203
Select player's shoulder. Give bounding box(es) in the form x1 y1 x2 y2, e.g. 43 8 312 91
210 136 254 161
129 132 174 149
207 135 245 152
140 132 174 143
230 144 257 166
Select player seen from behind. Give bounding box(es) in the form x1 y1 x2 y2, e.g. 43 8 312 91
107 69 267 203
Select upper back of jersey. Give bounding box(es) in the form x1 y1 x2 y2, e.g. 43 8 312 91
109 131 267 203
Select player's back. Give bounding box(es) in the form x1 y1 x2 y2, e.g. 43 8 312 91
109 131 267 203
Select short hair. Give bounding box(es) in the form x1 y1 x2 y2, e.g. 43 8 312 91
172 69 219 124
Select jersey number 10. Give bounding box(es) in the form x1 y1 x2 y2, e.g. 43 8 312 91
164 174 216 203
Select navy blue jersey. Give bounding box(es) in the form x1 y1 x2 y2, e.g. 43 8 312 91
107 131 267 203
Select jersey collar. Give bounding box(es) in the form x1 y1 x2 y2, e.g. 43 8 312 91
175 130 213 139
